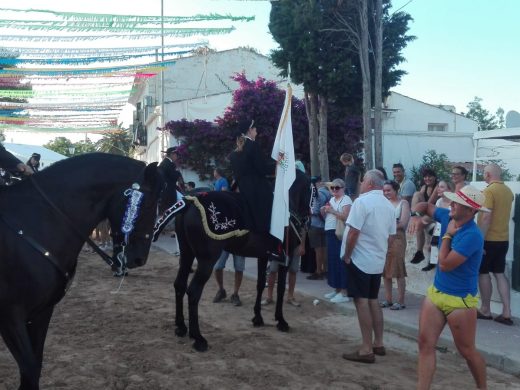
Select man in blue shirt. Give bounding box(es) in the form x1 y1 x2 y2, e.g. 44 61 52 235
410 185 488 390
213 168 229 191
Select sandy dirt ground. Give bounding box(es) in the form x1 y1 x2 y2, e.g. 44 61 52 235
1 247 519 390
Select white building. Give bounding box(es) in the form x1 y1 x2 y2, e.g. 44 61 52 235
382 92 479 174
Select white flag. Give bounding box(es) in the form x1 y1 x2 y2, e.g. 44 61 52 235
270 84 296 241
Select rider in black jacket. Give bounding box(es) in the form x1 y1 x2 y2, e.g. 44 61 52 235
229 119 284 262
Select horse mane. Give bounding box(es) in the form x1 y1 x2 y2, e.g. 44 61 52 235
41 153 144 176
38 153 145 185
1 153 147 198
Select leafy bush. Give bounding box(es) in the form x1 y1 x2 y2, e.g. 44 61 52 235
164 72 363 181
410 150 451 188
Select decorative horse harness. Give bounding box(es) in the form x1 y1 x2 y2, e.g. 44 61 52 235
0 176 149 291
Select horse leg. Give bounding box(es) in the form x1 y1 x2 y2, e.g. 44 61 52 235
26 306 54 382
252 255 268 327
0 310 41 390
173 231 194 338
275 264 290 332
186 259 215 352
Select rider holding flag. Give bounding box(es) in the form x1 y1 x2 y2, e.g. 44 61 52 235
229 119 284 262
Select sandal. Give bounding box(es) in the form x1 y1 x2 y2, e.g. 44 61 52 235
477 311 493 320
389 303 406 310
494 315 514 326
379 300 393 308
261 298 273 306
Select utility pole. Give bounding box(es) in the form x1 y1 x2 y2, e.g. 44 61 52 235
160 0 166 156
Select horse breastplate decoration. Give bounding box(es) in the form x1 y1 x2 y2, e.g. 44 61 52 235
113 185 145 276
121 185 144 238
152 197 186 241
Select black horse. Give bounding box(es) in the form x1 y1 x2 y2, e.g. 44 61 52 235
0 153 163 390
173 170 311 352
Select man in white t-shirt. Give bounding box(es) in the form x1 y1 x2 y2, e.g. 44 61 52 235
341 170 396 364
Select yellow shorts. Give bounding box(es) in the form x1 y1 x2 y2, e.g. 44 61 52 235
427 285 479 317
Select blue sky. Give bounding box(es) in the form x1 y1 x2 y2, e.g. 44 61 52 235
390 0 519 116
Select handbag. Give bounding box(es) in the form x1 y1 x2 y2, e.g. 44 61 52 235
335 218 345 240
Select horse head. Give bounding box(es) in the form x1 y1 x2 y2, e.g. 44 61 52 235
108 162 163 271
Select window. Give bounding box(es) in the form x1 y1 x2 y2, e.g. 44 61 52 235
428 123 448 132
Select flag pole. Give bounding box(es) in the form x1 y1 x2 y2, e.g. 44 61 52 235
269 64 296 243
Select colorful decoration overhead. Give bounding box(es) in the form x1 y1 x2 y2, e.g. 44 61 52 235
0 7 253 133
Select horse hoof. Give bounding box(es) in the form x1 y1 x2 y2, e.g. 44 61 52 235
193 339 208 352
277 321 290 332
252 315 264 327
175 325 187 337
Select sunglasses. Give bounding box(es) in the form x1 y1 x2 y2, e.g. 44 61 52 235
330 186 343 191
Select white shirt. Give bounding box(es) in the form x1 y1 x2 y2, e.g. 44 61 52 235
341 189 396 274
324 195 352 230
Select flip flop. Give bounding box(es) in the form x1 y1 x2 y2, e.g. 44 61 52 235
373 346 386 356
494 315 514 326
476 311 493 320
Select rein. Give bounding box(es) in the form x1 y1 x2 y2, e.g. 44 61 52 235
29 176 117 268
0 215 73 288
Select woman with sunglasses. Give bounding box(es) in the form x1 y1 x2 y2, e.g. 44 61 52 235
321 178 352 303
381 180 410 310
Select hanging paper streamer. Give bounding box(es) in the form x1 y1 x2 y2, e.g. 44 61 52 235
0 124 122 133
0 60 175 77
0 27 235 42
0 8 251 133
0 42 208 57
0 50 192 66
0 9 254 24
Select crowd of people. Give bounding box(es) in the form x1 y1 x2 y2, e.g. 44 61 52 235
2 129 517 389
196 141 514 389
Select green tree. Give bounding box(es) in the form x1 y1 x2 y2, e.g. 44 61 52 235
463 97 504 131
95 130 133 156
74 138 97 155
44 136 96 156
44 137 76 157
269 0 413 175
410 150 451 188
476 160 513 181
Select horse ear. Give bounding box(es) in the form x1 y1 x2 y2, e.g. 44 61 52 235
143 162 159 188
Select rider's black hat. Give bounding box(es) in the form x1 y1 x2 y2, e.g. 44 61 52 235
234 119 255 137
162 147 178 155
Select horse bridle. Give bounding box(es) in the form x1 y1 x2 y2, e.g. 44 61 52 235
26 176 150 280
109 185 154 276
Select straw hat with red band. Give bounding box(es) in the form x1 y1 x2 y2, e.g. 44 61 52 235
443 185 490 212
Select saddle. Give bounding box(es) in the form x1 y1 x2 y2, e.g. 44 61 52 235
186 191 249 240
